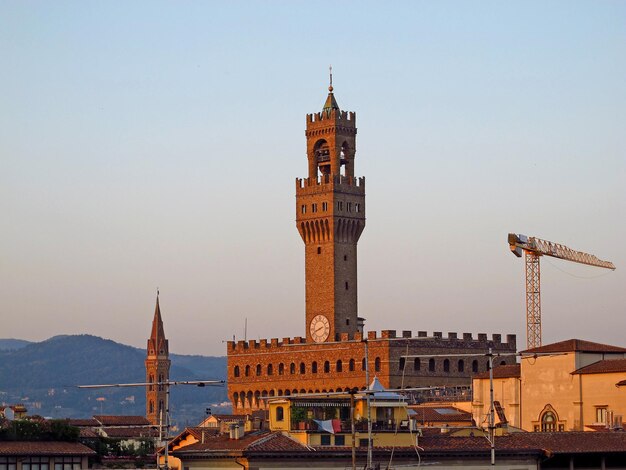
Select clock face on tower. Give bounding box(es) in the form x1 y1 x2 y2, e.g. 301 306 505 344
309 314 330 343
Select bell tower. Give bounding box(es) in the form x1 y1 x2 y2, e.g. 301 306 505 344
145 293 170 426
296 76 366 343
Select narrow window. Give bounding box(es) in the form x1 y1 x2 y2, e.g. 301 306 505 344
245 365 250 377
234 366 240 377
375 357 381 372
345 281 349 290
344 255 347 261
312 361 318 373
276 406 284 422
324 361 330 373
301 205 306 214
278 363 284 375
322 202 328 211
336 360 343 372
317 247 322 254
346 319 350 325
472 360 478 373
349 359 355 371
256 364 262 376
290 362 296 374
399 357 406 371
312 203 317 213
458 360 464 372
300 362 306 374
443 359 450 372
428 359 435 372
355 203 360 213
414 358 421 371
362 358 366 371
347 202 352 212
267 364 273 375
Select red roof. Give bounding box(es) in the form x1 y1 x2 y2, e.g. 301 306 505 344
474 364 521 379
173 431 307 454
572 358 626 375
410 406 472 423
0 442 96 456
93 415 151 426
523 339 626 354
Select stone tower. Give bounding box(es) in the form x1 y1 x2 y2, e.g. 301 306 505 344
296 80 366 344
145 294 170 426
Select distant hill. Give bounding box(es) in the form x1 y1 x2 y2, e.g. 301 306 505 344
0 335 227 427
0 339 32 351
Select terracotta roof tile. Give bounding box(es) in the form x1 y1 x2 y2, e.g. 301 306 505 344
474 364 521 379
409 406 473 423
523 339 626 354
172 430 272 452
572 358 626 375
93 415 151 426
0 442 96 456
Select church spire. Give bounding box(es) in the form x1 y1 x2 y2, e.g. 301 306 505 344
322 65 339 112
145 292 170 425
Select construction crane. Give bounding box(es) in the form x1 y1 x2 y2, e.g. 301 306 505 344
508 233 615 350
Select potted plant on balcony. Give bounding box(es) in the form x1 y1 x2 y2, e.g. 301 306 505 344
291 407 307 430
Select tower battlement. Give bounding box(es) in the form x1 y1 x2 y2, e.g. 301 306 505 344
295 175 365 194
307 109 356 125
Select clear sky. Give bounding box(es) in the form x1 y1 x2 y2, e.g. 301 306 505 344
1 1 624 357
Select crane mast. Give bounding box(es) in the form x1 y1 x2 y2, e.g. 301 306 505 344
508 233 615 350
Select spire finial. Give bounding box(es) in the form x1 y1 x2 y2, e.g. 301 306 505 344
157 287 159 298
328 64 333 92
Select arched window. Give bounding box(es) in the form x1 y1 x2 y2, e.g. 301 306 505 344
443 359 450 373
375 357 381 372
414 358 421 371
312 361 318 373
278 363 284 375
233 392 239 409
349 359 355 371
500 360 507 366
458 360 464 372
541 411 556 432
300 362 306 374
324 361 330 373
428 359 435 372
256 364 262 376
149 374 155 391
149 400 154 414
234 366 240 378
399 357 406 371
158 374 164 391
290 362 296 374
472 360 479 373
267 364 273 376
245 365 250 377
276 406 284 422
336 360 343 372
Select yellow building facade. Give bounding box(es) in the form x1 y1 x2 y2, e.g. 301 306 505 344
472 339 626 432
